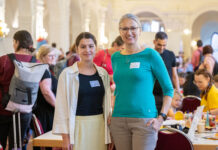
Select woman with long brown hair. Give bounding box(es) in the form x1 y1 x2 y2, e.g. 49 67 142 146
194 69 218 115
52 32 111 150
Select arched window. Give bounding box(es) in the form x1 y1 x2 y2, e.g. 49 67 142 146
136 12 165 32
211 32 218 52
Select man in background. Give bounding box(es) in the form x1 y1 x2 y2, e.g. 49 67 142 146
153 32 180 113
191 40 203 71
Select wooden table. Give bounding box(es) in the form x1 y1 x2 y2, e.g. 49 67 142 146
33 131 218 149
33 131 62 147
192 133 218 150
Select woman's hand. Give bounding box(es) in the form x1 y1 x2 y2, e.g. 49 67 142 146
107 112 112 125
62 134 73 150
146 116 164 132
108 143 115 150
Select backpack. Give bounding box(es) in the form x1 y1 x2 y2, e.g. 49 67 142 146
1 54 48 113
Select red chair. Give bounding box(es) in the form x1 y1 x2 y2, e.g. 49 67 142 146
32 114 46 150
155 128 194 150
32 114 44 136
181 95 201 113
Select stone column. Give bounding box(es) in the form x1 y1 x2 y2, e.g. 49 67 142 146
70 0 82 44
98 7 108 48
0 0 34 55
46 0 70 52
18 0 34 32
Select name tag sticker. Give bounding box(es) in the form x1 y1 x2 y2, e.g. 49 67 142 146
90 80 100 87
130 62 140 69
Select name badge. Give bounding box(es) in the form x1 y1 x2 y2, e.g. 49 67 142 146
130 62 140 69
90 80 100 87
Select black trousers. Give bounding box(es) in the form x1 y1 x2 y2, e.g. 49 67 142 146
0 113 32 150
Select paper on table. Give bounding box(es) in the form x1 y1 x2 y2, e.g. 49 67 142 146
203 135 218 140
187 105 204 140
163 120 185 126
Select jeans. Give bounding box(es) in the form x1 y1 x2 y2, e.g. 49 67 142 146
0 112 32 150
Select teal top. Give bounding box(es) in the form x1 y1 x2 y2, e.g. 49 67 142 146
111 48 174 118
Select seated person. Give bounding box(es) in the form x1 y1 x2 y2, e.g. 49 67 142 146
167 90 183 118
214 74 218 88
194 69 218 115
183 72 201 97
178 72 187 93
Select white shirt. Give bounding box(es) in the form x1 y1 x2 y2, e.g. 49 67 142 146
52 62 112 144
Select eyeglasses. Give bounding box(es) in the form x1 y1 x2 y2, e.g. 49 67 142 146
119 27 140 33
47 54 57 58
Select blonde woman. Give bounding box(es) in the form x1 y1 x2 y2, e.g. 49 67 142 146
34 45 57 133
53 32 111 150
110 14 174 150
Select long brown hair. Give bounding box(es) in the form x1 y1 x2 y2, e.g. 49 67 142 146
194 69 213 100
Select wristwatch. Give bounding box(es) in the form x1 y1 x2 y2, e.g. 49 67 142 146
159 113 167 121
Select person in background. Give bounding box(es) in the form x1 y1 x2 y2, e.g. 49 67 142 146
52 32 111 150
178 72 187 93
167 90 183 118
153 32 180 113
53 44 80 79
110 13 173 150
51 42 57 48
94 36 124 109
57 48 65 61
183 72 201 97
178 58 193 73
183 58 193 73
199 45 217 76
194 69 218 115
66 44 80 66
214 74 218 88
94 36 124 87
0 30 48 150
191 40 203 71
176 51 184 71
34 45 57 134
51 42 65 61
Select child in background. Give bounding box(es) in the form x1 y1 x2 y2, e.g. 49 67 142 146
214 74 218 88
168 90 183 118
